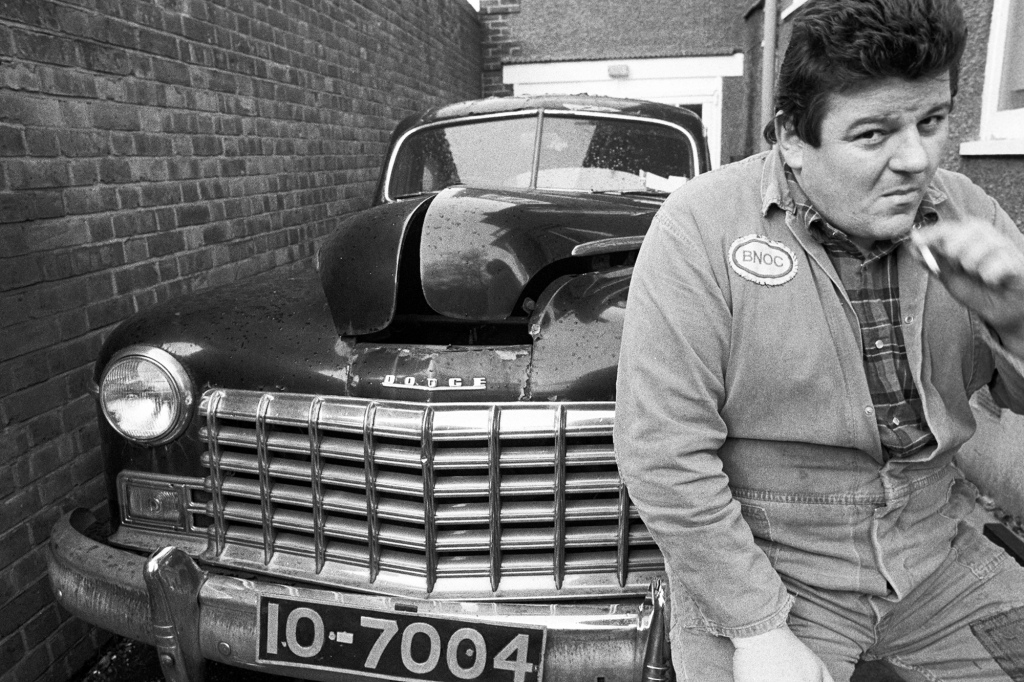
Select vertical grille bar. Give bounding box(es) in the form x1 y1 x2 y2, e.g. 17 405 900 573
362 403 381 582
255 394 275 565
487 405 502 592
616 480 631 588
420 407 437 593
205 390 227 556
308 398 326 574
552 405 567 589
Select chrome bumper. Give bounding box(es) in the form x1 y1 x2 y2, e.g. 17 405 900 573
48 510 669 682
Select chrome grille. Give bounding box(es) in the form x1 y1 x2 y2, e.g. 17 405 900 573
199 389 663 598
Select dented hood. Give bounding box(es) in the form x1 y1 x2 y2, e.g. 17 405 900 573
318 186 657 335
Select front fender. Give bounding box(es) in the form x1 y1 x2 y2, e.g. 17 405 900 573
318 195 433 335
528 267 631 401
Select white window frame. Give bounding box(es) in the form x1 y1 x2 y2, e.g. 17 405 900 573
960 0 1024 156
781 0 809 21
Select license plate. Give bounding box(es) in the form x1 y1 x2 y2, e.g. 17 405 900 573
257 596 546 682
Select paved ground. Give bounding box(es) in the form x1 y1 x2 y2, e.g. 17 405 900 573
72 637 288 682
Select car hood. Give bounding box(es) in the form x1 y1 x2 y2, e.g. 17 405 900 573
318 186 658 335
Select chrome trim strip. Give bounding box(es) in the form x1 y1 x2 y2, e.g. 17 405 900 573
309 397 326 574
362 403 381 582
420 406 438 593
553 405 567 590
255 394 274 565
571 235 646 257
617 481 631 588
487 405 502 593
206 390 226 556
530 108 544 188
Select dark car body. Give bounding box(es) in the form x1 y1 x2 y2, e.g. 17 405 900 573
48 95 708 682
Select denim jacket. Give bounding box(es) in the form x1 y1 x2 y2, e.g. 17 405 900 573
613 148 1024 638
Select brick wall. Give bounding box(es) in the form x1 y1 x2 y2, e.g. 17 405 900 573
0 1 480 680
480 0 519 97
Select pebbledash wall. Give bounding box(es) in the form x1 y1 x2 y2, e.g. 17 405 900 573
0 1 480 680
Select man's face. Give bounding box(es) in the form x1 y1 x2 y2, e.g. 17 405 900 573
778 75 952 249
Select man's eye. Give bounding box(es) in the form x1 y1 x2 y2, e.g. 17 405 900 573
920 115 946 131
857 129 884 142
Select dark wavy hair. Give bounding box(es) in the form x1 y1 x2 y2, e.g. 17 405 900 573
764 0 967 146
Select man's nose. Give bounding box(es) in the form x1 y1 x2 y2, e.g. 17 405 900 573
889 129 930 174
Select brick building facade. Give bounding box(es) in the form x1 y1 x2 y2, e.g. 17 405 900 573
0 1 480 680
479 0 759 167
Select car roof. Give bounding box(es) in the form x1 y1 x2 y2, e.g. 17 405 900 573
391 94 705 139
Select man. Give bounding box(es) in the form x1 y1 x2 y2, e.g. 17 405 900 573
614 0 1024 680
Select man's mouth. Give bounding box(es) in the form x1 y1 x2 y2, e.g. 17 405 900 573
884 187 921 199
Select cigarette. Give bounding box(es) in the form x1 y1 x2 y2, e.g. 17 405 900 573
919 243 941 277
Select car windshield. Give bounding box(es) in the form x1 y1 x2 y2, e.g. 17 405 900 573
387 113 694 198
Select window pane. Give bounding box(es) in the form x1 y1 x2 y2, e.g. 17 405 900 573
998 0 1024 111
537 116 694 192
388 117 537 197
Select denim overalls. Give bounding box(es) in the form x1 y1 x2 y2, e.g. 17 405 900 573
615 149 1024 679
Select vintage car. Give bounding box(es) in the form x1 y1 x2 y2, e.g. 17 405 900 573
47 95 710 682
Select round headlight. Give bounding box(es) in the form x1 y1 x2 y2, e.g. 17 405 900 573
99 346 195 445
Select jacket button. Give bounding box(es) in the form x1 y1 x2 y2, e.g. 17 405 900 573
903 315 914 324
865 406 875 416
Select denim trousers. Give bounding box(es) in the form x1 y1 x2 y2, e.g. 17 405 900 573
670 520 1024 681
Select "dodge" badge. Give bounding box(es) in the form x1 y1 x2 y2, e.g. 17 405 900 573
382 375 488 391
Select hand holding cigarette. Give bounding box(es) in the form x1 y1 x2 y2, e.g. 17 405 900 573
910 218 1024 354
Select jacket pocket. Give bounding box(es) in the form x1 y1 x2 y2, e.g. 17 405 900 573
937 477 1008 580
938 477 979 522
952 522 1010 581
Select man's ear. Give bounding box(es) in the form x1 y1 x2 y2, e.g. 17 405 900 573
776 117 805 171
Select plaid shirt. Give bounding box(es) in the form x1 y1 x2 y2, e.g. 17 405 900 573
788 173 938 459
